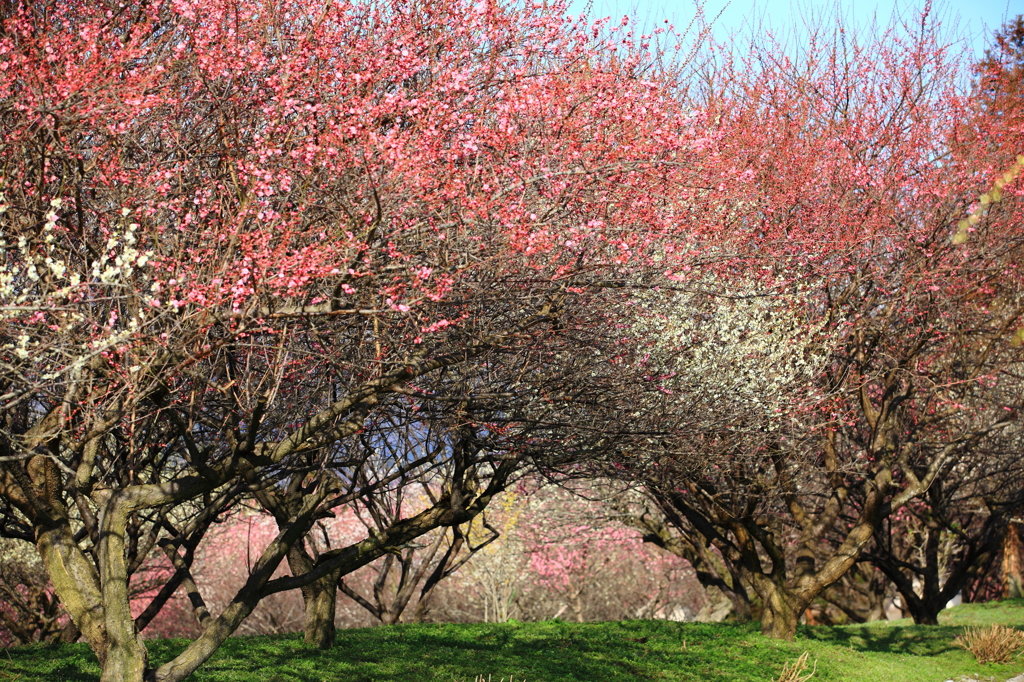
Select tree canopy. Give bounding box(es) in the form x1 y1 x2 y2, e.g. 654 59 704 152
0 1 1022 678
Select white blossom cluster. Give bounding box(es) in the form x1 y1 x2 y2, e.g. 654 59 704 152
0 535 42 570
0 198 156 369
630 276 832 426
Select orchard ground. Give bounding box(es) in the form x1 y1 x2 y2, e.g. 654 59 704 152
6 600 1024 682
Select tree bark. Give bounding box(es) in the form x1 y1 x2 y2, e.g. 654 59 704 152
2 457 109 663
36 517 109 660
300 572 341 647
752 578 804 640
98 496 149 682
1003 523 1023 598
903 599 940 625
287 542 340 648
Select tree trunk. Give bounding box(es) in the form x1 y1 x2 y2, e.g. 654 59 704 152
887 575 940 625
1003 523 1023 599
36 519 109 661
905 602 940 625
98 498 149 682
287 542 340 649
101 634 149 682
753 579 804 640
299 570 340 648
2 457 108 662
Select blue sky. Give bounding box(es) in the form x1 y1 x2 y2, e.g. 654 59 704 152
567 0 1016 60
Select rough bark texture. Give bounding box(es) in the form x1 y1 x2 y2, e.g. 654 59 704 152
98 497 149 682
36 516 108 661
1 456 109 662
288 543 341 649
1004 524 1023 599
753 579 804 640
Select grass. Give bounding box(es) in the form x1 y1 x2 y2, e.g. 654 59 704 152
4 601 1024 682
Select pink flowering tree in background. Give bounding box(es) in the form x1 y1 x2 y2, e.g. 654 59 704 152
134 507 374 640
440 484 700 624
333 481 502 627
517 484 694 623
132 484 702 635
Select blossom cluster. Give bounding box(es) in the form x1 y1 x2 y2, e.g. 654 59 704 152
629 276 832 425
0 196 157 374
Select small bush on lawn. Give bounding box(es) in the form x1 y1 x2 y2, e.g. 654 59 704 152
953 625 1024 664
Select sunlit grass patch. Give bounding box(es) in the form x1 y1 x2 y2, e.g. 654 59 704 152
3 601 1024 681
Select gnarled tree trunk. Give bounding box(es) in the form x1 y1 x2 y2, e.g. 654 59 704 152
287 542 341 648
750 577 804 640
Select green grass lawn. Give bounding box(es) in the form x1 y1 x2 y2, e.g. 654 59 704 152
5 601 1024 682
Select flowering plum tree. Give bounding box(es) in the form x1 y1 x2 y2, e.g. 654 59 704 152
976 15 1023 130
606 12 1024 639
613 490 753 622
0 0 732 679
515 483 696 622
430 483 698 624
842 12 1024 625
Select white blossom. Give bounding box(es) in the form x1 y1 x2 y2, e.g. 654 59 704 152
629 274 831 423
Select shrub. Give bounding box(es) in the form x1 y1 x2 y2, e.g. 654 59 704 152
953 624 1024 664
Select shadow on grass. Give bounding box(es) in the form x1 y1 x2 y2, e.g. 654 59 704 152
800 623 963 657
8 611 1021 682
0 621 807 682
140 620 777 682
2 641 100 681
